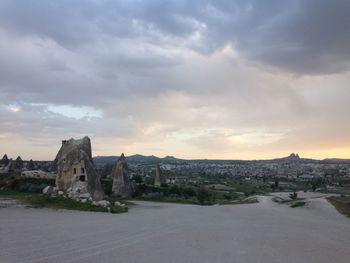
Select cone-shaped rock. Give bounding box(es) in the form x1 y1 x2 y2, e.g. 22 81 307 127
1 154 9 166
27 159 35 170
53 136 103 201
154 164 162 187
111 153 133 197
15 156 23 170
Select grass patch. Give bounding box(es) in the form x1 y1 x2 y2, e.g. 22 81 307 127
272 197 290 204
133 196 200 205
327 196 350 218
290 201 307 208
272 196 307 208
0 190 127 214
219 197 258 205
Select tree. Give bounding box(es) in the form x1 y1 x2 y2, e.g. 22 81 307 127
132 174 143 184
169 185 181 195
223 193 232 200
274 177 279 188
183 187 196 199
197 188 210 205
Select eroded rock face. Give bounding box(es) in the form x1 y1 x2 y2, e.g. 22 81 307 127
111 153 133 197
15 156 23 168
52 136 103 201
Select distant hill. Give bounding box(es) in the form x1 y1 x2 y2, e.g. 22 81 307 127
93 154 183 166
92 153 350 166
321 158 350 164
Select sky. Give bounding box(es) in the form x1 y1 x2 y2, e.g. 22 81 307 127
0 0 350 161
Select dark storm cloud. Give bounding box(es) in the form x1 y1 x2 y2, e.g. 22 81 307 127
0 0 349 74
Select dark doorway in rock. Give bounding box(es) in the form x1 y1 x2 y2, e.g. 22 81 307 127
79 175 85 182
81 167 85 174
73 168 77 174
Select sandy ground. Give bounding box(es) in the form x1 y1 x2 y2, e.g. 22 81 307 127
1 195 349 263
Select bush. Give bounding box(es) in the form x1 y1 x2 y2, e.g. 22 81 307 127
223 193 232 200
5 178 55 193
183 187 196 199
169 185 181 195
101 179 113 195
290 201 306 208
197 188 211 205
132 175 143 184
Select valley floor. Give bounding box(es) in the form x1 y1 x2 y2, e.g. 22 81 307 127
1 193 349 263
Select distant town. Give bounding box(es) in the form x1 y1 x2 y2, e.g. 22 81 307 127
3 151 350 186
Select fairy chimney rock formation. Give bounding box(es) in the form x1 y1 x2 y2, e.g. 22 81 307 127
27 159 35 170
53 136 103 201
154 164 162 187
1 154 9 166
111 153 133 197
15 156 24 170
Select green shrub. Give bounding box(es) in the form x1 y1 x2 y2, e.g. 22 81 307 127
290 201 306 208
197 188 211 205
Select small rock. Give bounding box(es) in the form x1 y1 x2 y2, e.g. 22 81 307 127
42 186 54 195
79 193 91 199
58 191 64 195
96 200 110 207
114 201 121 206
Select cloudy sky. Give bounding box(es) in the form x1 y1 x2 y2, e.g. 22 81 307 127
0 0 350 160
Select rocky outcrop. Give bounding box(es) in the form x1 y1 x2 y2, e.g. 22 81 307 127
154 164 162 187
27 159 35 170
52 136 103 201
14 156 23 171
111 153 133 197
1 154 9 166
3 157 23 173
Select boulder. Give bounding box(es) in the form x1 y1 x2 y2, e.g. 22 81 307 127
42 186 54 195
79 193 91 199
93 200 110 207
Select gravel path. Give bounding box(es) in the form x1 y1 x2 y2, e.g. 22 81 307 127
1 196 349 263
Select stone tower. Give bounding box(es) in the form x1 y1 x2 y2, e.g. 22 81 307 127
111 153 133 197
53 136 103 201
154 164 162 187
